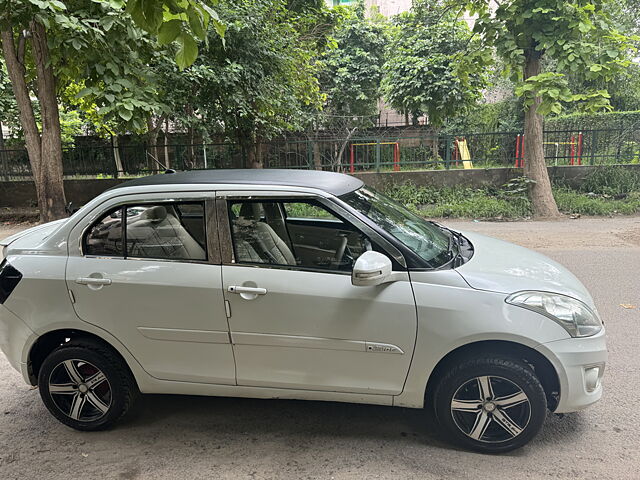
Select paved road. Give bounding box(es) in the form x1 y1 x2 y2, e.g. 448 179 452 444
0 217 639 479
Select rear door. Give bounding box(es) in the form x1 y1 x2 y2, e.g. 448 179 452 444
66 193 235 385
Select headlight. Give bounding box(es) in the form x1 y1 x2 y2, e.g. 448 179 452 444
506 291 602 337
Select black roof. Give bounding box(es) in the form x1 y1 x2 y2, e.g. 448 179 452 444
111 169 364 196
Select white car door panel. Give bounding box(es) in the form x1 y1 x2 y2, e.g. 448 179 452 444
66 258 235 385
222 262 417 395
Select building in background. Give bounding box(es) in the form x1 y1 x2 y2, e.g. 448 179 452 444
328 0 412 17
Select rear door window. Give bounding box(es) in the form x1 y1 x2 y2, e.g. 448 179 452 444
83 202 207 262
84 208 125 257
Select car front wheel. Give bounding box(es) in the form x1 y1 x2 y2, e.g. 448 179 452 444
433 357 547 453
38 339 138 431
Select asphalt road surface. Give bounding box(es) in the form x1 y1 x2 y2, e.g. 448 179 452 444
1 217 639 480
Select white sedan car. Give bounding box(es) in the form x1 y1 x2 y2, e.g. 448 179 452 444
0 170 605 453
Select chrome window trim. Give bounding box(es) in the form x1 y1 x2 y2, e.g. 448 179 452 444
222 261 352 276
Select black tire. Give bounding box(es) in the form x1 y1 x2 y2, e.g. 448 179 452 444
38 339 139 431
432 357 547 454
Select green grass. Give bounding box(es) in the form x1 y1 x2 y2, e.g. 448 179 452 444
554 189 640 216
384 181 640 219
579 166 640 195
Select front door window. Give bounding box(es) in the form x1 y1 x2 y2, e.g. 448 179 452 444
228 199 371 271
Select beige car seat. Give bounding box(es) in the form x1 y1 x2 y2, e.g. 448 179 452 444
126 205 206 260
234 203 296 265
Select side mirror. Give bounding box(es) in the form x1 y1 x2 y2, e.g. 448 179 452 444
352 251 393 287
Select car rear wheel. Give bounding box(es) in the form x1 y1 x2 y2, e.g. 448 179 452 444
433 357 547 453
38 339 138 431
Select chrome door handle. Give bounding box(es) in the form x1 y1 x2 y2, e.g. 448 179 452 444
227 286 267 295
75 277 112 286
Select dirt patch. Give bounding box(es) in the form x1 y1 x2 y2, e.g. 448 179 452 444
446 215 640 251
0 207 39 223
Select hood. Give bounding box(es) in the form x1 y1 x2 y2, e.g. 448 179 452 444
1 219 68 251
456 231 594 308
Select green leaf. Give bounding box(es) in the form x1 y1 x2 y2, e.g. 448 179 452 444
212 19 226 44
118 109 133 121
49 0 66 10
187 7 206 40
158 19 182 45
75 87 93 98
175 32 198 70
100 15 116 32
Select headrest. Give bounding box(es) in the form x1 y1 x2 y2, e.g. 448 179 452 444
140 205 167 222
239 202 263 220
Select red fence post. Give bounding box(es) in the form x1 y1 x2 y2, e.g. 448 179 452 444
515 134 521 167
570 136 575 166
577 132 583 165
393 143 400 171
454 138 459 167
521 134 525 167
349 144 355 173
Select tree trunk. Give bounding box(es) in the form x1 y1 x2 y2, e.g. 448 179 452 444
146 117 160 172
313 134 322 171
163 118 170 169
187 126 196 169
252 140 265 169
2 23 67 222
248 136 264 169
30 21 66 221
0 120 5 150
112 135 124 174
431 127 439 161
523 53 560 218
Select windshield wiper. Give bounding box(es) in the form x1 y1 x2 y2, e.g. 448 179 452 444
430 221 465 267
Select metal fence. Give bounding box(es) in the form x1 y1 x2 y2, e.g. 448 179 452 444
1 128 638 180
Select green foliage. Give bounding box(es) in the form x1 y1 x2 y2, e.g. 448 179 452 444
554 188 640 215
58 108 83 145
580 166 640 194
545 110 640 131
466 0 637 116
122 0 225 69
384 171 640 218
443 98 524 133
190 0 326 147
0 59 19 133
318 1 388 126
383 0 490 127
383 181 531 219
0 0 179 136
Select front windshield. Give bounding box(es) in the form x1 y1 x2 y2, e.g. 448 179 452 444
340 187 451 267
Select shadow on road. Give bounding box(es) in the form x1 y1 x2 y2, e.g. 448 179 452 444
110 392 589 453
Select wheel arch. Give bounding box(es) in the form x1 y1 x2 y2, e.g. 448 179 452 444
423 340 561 411
26 328 138 388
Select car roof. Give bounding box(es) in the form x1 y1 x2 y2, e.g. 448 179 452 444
110 169 364 196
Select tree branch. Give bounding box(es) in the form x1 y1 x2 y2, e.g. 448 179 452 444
17 31 26 68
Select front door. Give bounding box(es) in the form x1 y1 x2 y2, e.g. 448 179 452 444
220 195 417 395
66 197 235 385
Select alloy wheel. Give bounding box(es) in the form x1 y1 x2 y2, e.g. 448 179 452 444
47 359 112 422
450 375 531 443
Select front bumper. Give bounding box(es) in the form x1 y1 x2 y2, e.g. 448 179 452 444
536 329 607 414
